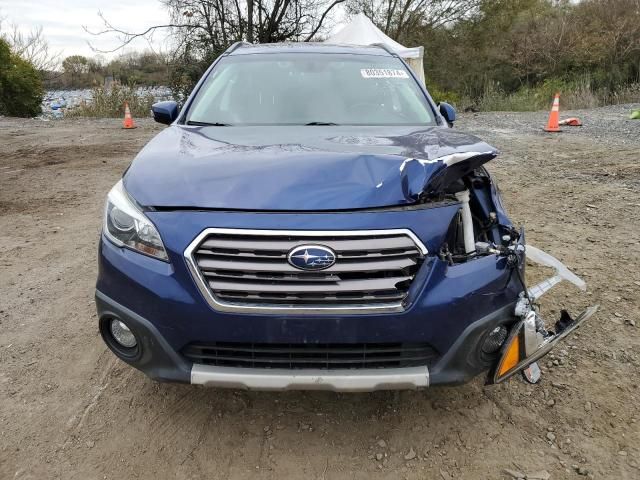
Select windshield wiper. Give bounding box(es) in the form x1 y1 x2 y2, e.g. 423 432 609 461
186 120 232 126
304 121 339 126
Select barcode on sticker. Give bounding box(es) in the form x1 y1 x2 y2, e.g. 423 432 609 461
360 69 410 79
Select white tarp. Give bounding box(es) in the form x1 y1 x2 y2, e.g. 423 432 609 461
325 13 425 83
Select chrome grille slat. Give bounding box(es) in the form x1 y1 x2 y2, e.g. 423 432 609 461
215 292 407 303
195 248 421 260
338 250 420 258
196 249 288 259
204 271 343 282
185 228 427 313
209 276 411 293
200 235 417 252
197 256 417 273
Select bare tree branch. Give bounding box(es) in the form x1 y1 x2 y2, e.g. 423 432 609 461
0 21 60 70
304 0 346 41
83 11 206 54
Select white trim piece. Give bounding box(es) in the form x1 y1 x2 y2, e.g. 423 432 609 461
454 190 476 254
191 364 429 391
526 244 586 292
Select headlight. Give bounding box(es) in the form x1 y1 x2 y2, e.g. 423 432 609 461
103 180 168 261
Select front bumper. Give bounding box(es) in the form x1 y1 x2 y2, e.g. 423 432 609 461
95 289 517 390
95 208 526 390
95 179 597 389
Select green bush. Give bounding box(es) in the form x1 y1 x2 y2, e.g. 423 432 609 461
66 84 156 118
0 38 43 117
474 83 542 111
425 79 462 106
466 76 640 112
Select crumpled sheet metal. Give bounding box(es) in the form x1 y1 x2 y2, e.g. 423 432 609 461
396 151 498 201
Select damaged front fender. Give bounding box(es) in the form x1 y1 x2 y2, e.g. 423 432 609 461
396 150 498 201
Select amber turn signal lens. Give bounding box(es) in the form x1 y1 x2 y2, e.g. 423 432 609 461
498 334 521 377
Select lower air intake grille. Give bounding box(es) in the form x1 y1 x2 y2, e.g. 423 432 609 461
182 342 439 370
185 229 427 313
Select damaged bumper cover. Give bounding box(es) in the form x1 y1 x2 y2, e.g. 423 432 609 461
95 237 596 391
95 199 595 391
95 288 517 390
490 244 599 384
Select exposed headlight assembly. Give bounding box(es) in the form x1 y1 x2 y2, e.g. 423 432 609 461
104 180 168 261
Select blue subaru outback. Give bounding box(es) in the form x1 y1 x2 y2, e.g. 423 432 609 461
96 42 596 391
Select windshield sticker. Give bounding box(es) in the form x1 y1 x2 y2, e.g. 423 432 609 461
360 68 410 79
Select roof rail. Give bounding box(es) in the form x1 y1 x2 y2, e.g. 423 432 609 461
224 41 251 55
370 43 398 57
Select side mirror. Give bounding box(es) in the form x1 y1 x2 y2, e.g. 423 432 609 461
151 101 179 125
438 102 456 125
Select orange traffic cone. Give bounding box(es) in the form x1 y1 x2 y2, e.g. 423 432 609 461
122 102 136 129
544 93 561 132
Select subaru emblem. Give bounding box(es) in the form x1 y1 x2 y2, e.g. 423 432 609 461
287 245 336 271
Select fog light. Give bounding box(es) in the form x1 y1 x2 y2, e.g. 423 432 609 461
110 320 137 348
482 325 508 354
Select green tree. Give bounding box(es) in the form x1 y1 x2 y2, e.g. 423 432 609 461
62 54 89 75
0 38 43 117
62 54 90 87
418 0 640 106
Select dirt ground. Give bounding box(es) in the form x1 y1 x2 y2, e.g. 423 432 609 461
1 108 639 480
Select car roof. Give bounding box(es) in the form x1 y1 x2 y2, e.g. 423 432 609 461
227 42 394 57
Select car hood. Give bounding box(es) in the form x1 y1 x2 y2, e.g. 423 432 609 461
124 125 498 211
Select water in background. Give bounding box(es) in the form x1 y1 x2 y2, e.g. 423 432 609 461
41 86 174 119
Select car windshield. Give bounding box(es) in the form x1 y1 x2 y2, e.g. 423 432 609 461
185 53 435 126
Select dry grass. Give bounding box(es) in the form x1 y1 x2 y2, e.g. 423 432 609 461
65 85 156 118
459 79 640 112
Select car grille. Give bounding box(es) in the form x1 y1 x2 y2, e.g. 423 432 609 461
182 342 439 370
186 229 427 312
